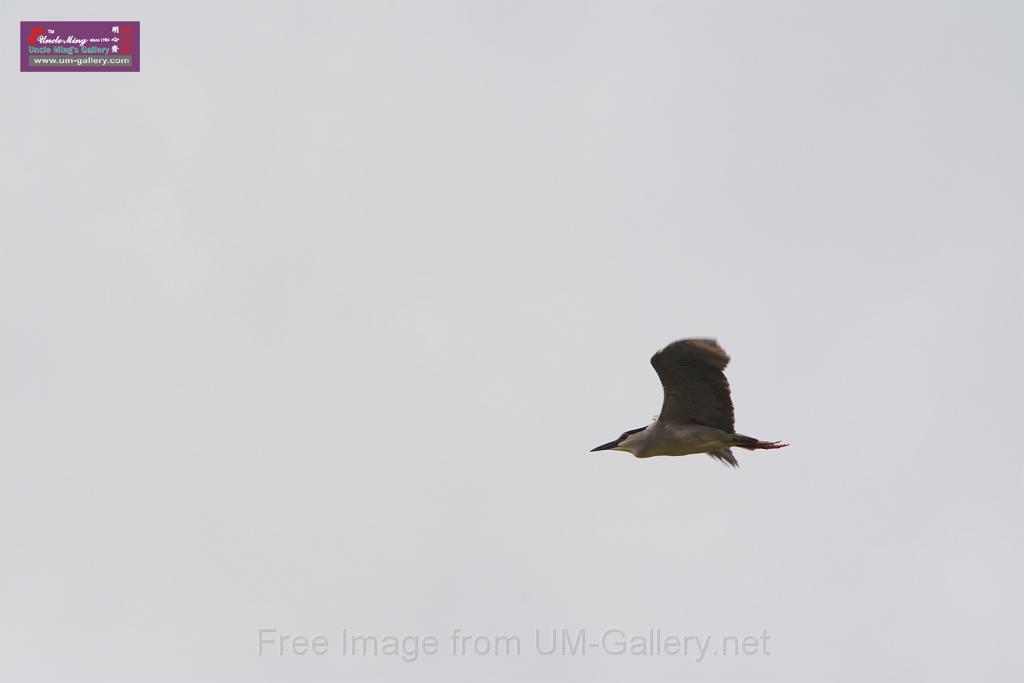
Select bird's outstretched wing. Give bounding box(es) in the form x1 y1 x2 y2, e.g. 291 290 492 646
650 338 735 432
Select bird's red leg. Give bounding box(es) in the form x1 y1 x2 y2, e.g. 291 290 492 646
734 438 788 450
748 440 788 450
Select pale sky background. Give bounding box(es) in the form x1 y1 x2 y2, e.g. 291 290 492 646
2 1 1022 681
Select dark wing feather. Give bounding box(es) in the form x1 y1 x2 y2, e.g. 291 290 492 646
650 338 735 432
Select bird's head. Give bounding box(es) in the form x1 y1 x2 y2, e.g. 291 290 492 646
591 426 648 455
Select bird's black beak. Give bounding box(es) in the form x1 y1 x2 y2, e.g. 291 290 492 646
590 439 618 452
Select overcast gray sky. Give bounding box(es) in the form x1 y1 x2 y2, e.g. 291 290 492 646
2 1 1022 681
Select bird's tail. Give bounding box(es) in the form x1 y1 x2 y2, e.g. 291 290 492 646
732 434 788 450
708 448 739 468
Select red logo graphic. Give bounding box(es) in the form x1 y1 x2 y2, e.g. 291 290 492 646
118 24 134 55
27 26 44 45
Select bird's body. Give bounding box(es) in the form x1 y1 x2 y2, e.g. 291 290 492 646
625 422 736 458
591 338 786 467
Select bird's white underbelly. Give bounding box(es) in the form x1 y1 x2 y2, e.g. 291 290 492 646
644 440 731 456
642 424 732 457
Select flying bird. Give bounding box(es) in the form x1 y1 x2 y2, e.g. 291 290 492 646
591 338 787 466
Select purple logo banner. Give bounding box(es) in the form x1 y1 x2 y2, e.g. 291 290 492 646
21 21 140 72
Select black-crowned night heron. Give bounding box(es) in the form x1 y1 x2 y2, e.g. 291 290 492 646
591 338 787 466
